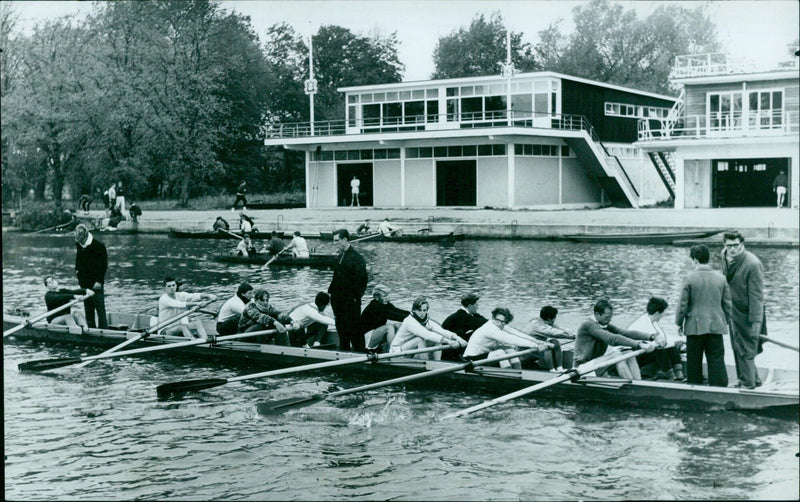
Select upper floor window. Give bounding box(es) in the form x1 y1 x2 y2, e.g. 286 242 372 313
605 102 670 119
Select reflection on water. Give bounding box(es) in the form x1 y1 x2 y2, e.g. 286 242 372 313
3 231 799 500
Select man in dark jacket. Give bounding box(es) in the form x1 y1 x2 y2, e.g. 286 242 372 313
328 229 368 351
44 277 89 327
74 224 108 328
361 284 409 352
441 293 488 361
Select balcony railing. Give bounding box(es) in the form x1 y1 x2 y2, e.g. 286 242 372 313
671 53 799 79
637 111 796 141
268 110 594 139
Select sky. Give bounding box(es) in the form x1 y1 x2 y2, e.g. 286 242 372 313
6 0 799 82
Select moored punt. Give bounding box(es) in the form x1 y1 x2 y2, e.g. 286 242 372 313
5 313 798 418
319 231 465 243
169 229 285 240
563 229 724 245
212 252 338 268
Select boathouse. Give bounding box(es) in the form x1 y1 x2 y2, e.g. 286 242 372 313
264 72 677 208
636 53 800 208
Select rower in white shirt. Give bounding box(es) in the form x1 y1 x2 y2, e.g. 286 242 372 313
389 296 466 360
464 307 550 369
289 292 336 347
215 282 254 336
157 276 215 338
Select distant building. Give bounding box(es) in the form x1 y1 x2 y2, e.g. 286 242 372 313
264 72 676 208
636 53 799 208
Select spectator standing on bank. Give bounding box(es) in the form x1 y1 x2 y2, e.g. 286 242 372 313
232 180 247 212
772 170 788 208
350 176 360 206
107 183 117 216
114 181 126 216
328 229 368 352
74 224 108 329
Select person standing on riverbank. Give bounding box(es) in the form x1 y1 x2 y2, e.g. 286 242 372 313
350 176 360 206
74 224 108 329
721 230 765 389
328 229 368 352
773 170 788 208
232 180 247 211
675 246 731 387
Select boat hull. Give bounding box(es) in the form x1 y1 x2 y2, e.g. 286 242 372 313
211 253 338 268
319 231 465 243
5 314 797 418
563 229 724 245
169 230 285 240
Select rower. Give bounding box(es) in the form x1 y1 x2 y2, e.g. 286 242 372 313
361 284 409 353
389 296 465 360
288 292 336 348
266 231 285 256
239 213 254 234
157 276 214 338
463 307 550 369
441 292 488 361
284 231 309 258
378 218 403 237
627 297 685 381
43 277 89 327
212 216 230 232
356 219 371 235
237 288 297 345
522 306 575 372
216 282 254 336
236 234 256 257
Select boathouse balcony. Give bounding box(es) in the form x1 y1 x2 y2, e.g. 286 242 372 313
637 110 798 141
670 53 798 80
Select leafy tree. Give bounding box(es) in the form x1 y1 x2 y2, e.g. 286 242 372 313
432 12 538 79
534 0 719 95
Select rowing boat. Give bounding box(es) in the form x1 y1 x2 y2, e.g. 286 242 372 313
319 231 465 243
563 229 724 245
212 253 338 268
4 312 797 418
169 229 286 240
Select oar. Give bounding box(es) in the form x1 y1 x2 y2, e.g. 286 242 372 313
760 335 799 353
256 347 540 416
73 297 216 369
29 221 72 234
218 228 244 240
261 246 290 269
441 347 648 419
18 328 279 372
156 343 453 397
3 290 95 338
350 231 388 243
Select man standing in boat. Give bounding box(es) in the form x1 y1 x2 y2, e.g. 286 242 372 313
721 230 765 389
328 229 368 352
74 224 108 329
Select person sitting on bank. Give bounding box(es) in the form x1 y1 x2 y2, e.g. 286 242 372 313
360 284 409 352
284 231 309 259
266 231 285 256
43 277 89 327
575 299 658 379
441 292 488 361
356 219 371 235
215 282 254 336
107 205 125 229
157 276 215 338
236 234 256 257
238 288 296 345
389 296 465 360
212 216 230 232
289 292 336 348
628 297 685 381
77 194 92 214
128 202 142 225
463 307 550 369
523 306 575 372
378 218 403 237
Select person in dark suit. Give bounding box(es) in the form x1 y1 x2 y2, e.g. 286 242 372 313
74 224 108 329
441 293 488 361
675 244 732 387
328 229 368 352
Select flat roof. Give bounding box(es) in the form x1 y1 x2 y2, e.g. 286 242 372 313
672 69 799 86
338 71 676 102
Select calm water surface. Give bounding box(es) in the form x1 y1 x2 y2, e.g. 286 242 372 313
3 232 799 500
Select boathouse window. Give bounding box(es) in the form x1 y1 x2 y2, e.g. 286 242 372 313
514 143 568 157
605 102 670 119
426 100 438 123
404 101 424 123
748 89 783 128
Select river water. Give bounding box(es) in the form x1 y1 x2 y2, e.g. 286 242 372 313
3 232 799 500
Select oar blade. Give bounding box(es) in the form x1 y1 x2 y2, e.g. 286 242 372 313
256 395 326 416
18 357 83 372
156 378 229 398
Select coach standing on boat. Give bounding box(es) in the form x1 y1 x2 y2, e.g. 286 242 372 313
721 229 765 389
74 223 108 329
328 229 368 352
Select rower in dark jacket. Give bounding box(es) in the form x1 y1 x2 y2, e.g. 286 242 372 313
74 224 108 329
361 284 409 352
43 277 89 327
441 292 489 361
328 229 368 352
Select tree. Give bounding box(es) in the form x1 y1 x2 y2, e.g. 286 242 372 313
534 0 719 95
432 12 539 79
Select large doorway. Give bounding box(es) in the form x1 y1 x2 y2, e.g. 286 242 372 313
712 157 789 207
337 163 373 207
436 160 476 206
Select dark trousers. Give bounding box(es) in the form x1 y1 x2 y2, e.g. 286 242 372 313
638 347 682 373
244 323 289 345
731 328 761 388
686 334 728 387
216 316 240 336
331 296 364 352
232 194 247 209
83 287 107 329
289 323 329 347
525 339 563 370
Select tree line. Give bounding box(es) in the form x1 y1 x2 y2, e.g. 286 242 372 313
1 0 720 207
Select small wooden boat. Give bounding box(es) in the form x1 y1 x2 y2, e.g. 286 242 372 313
4 313 797 418
319 231 465 243
563 229 724 245
169 229 285 240
212 252 338 268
